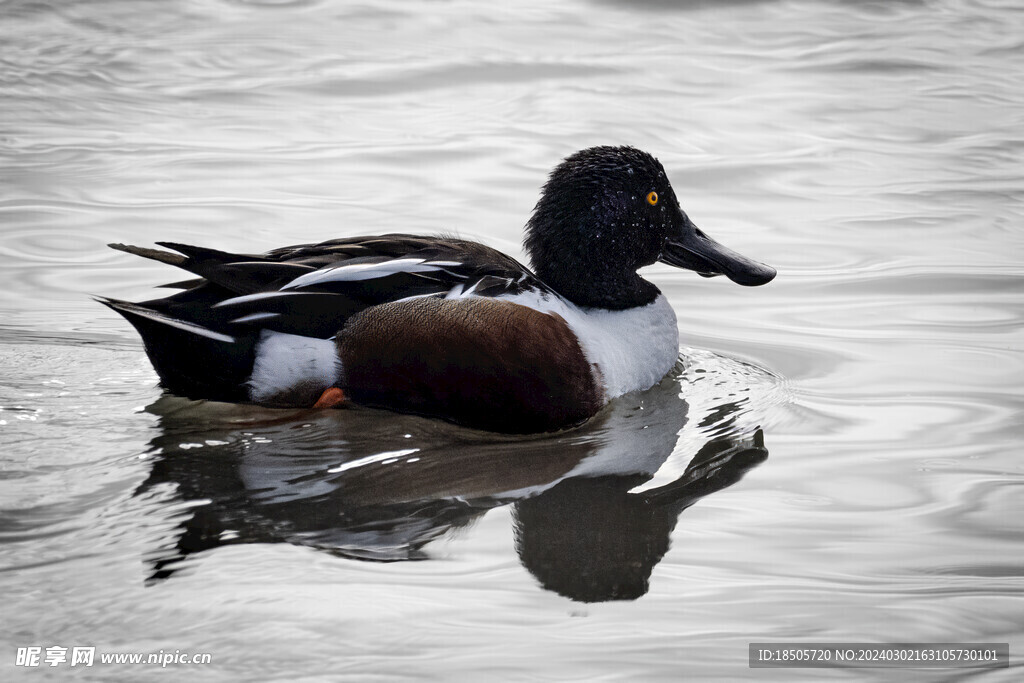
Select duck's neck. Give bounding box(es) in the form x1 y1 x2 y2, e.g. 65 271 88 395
523 208 663 310
534 263 661 310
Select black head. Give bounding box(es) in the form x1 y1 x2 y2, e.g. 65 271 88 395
524 146 775 310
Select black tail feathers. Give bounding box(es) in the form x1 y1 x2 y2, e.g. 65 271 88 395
97 297 255 403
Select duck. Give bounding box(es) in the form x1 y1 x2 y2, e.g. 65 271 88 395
98 146 775 433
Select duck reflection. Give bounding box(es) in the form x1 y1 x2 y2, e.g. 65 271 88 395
514 434 766 602
138 361 769 602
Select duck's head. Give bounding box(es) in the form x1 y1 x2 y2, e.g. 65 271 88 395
524 146 776 310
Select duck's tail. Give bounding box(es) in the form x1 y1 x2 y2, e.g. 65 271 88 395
97 296 256 403
108 242 187 267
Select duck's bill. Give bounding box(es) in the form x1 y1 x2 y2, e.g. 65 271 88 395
659 223 776 287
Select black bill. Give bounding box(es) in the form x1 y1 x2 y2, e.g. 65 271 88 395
659 216 776 287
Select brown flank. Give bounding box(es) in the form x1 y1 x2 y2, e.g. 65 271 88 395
336 297 603 433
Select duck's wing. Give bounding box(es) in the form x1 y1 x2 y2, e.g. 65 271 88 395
108 234 549 340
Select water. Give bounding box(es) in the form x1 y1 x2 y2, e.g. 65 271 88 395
1 0 1022 679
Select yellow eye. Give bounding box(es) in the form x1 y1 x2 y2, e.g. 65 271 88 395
646 191 659 206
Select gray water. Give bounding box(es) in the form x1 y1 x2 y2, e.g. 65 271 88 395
2 0 1022 680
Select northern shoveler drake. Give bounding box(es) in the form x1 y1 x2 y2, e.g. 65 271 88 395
99 146 775 433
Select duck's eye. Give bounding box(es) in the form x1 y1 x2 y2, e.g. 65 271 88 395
646 191 659 206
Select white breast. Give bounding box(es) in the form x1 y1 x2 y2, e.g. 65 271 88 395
497 291 680 400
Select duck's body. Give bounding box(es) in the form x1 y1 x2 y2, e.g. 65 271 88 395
101 147 775 433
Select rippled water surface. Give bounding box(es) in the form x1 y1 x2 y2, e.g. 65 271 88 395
2 0 1022 680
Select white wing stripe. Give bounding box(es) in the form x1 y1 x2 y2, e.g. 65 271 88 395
391 292 444 304
281 259 464 290
213 291 308 308
444 279 483 299
158 318 235 343
231 312 280 324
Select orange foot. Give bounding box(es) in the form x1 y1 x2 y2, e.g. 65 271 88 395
312 387 347 409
